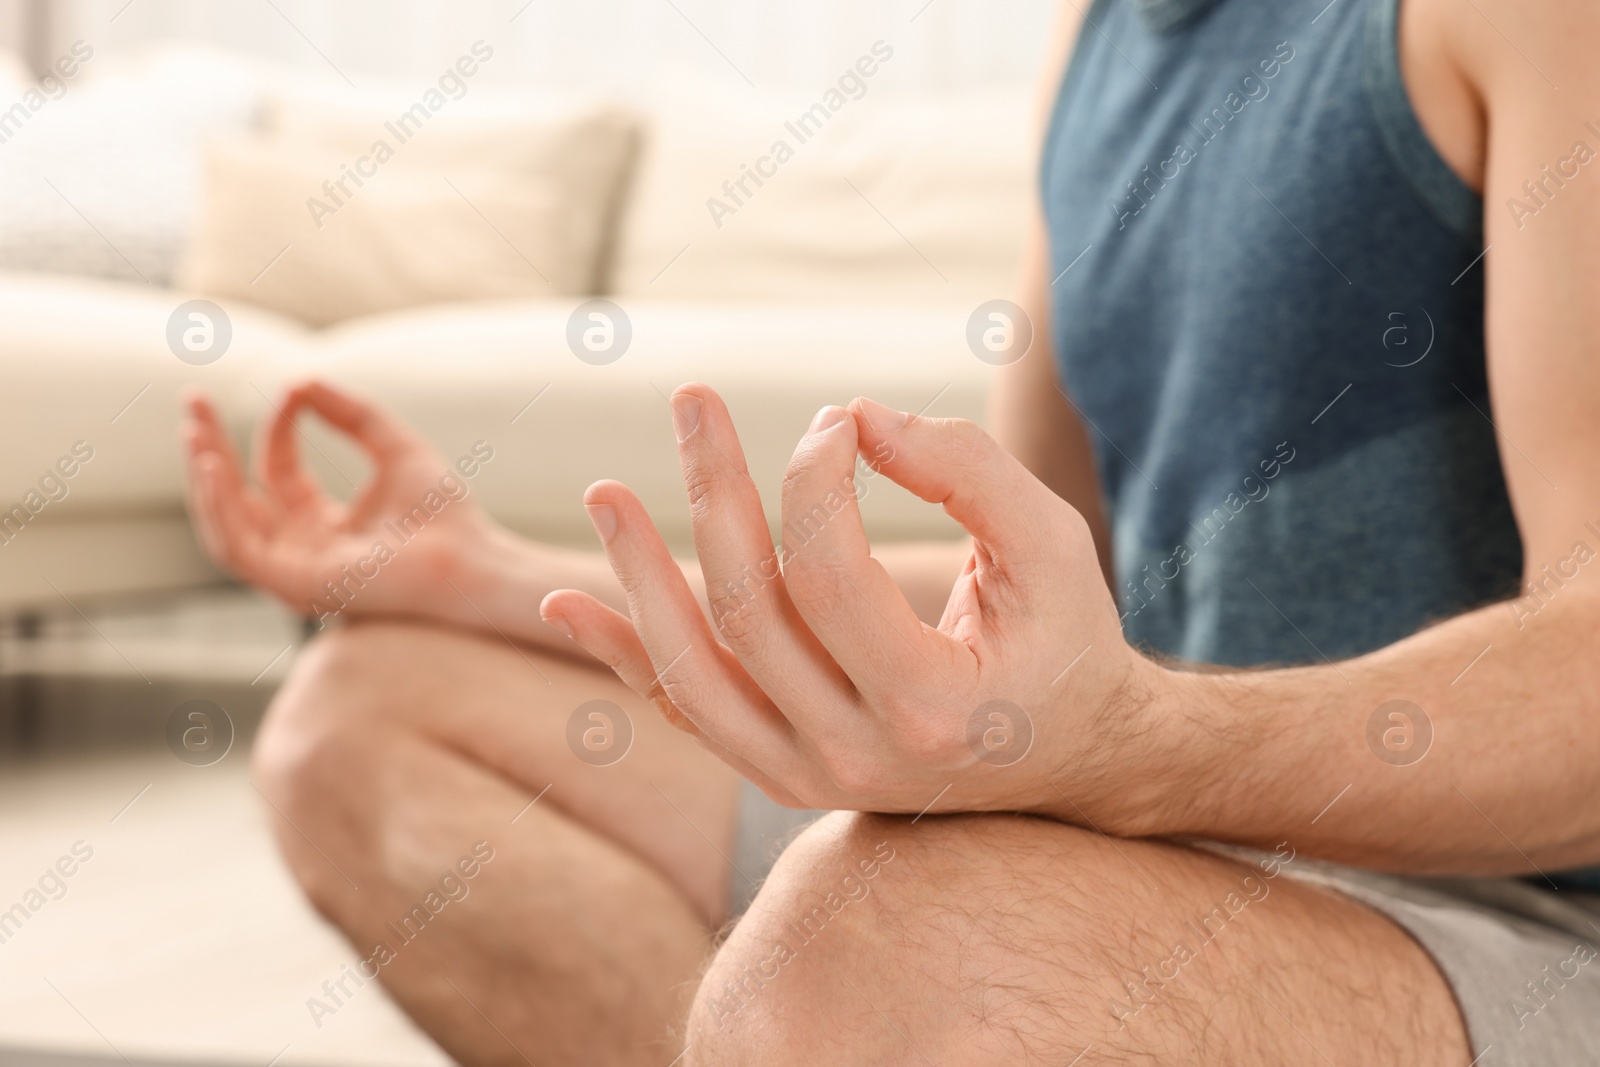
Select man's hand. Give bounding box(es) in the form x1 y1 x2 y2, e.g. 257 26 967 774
542 384 1172 824
183 381 500 625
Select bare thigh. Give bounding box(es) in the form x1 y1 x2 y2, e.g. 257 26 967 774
254 620 744 1066
689 811 1471 1066
261 619 743 922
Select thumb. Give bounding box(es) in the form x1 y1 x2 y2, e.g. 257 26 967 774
848 397 1073 557
283 380 418 464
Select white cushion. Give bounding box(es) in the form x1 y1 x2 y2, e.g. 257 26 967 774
612 78 1033 306
0 50 260 285
175 93 640 326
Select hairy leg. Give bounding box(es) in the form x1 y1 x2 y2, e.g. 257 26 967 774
254 620 743 1066
688 812 1471 1066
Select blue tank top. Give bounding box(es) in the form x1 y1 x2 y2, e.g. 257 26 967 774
1041 0 1599 886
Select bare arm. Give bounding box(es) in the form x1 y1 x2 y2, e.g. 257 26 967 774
1137 0 1600 876
987 0 1112 586
989 221 1114 588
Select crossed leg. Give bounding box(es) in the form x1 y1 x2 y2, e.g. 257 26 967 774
689 812 1472 1065
252 619 742 1066
257 622 1471 1066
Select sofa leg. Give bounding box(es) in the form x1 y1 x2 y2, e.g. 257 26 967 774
1 611 43 755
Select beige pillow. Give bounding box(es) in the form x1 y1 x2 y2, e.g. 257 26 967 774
177 98 638 326
612 80 1033 306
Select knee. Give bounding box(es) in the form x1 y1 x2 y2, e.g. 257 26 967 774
254 622 389 794
251 622 422 912
686 810 1112 1065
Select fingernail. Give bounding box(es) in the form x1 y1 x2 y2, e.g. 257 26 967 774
808 406 849 435
856 397 908 433
586 503 618 545
671 394 703 443
544 615 574 638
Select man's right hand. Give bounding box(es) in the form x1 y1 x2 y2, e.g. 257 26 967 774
182 380 504 627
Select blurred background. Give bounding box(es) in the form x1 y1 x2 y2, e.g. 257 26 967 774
14 0 1052 90
0 1 1050 1063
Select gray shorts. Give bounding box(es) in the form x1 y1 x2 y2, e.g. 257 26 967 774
731 782 1600 1064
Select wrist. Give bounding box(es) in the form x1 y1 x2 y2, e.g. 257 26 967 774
1035 652 1232 839
440 523 632 651
1123 662 1234 837
424 521 538 630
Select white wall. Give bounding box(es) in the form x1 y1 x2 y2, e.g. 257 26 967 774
37 0 1057 93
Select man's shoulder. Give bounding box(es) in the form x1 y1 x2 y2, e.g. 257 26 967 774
1424 0 1596 98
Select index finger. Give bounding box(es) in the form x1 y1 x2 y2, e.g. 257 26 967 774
778 405 969 708
256 381 416 508
669 384 859 726
283 381 417 464
254 386 325 510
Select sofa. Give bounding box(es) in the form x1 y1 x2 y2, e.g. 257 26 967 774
0 49 1035 613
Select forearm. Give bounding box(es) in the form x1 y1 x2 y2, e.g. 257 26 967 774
439 525 639 654
1148 590 1600 877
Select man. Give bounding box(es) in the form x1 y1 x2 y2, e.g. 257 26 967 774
183 0 1600 1060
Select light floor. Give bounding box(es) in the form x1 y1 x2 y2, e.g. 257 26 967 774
0 590 451 1066
0 751 452 1066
